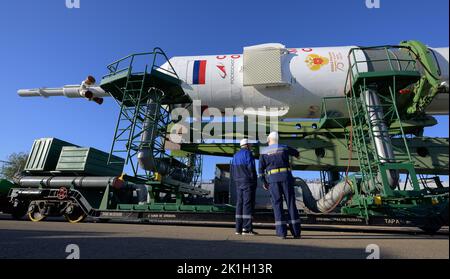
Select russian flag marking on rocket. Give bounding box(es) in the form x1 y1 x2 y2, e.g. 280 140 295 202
192 60 207 84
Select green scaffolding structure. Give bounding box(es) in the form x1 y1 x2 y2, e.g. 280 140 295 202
339 45 448 226
101 49 188 180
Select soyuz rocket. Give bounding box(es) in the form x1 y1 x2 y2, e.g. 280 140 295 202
18 43 449 118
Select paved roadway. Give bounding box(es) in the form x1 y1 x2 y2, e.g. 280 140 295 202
0 216 447 259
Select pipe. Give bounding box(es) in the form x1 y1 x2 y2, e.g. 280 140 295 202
362 89 399 189
13 176 120 189
137 90 170 175
13 175 148 204
316 180 353 212
297 178 353 213
137 97 159 172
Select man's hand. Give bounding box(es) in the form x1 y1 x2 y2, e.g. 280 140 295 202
263 183 270 191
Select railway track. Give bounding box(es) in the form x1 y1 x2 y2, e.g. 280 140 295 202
1 213 447 236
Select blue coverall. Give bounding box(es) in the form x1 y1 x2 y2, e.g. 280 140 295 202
231 148 257 233
259 144 301 238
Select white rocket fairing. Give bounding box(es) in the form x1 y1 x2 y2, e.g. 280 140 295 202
168 43 449 118
18 43 449 118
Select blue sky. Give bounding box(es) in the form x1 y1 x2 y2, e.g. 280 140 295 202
0 0 448 181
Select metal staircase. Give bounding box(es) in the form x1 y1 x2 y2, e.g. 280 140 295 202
100 50 181 179
344 46 423 197
108 66 149 167
99 48 204 196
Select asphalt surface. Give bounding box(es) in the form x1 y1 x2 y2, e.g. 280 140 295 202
0 217 448 259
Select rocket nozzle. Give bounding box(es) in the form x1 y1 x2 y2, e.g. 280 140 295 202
86 75 96 85
84 90 94 100
93 97 104 105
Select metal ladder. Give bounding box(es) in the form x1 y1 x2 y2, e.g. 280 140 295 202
109 65 148 168
102 49 204 187
345 46 422 196
104 51 175 179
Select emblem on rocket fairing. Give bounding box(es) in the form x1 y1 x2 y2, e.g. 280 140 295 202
305 54 330 71
216 63 227 79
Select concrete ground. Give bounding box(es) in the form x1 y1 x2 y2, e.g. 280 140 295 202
0 216 447 259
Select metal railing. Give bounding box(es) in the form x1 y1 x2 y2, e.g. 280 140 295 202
103 47 179 80
344 45 420 92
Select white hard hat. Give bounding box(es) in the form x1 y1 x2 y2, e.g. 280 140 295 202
240 138 249 147
267 131 279 142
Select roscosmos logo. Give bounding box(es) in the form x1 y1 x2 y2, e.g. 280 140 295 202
217 63 227 79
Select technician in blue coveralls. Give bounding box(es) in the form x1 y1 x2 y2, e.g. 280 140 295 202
259 132 301 239
231 138 258 235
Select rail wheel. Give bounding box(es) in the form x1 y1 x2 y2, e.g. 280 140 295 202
64 206 86 224
419 217 443 234
11 206 28 220
419 223 442 234
28 204 46 222
419 225 442 234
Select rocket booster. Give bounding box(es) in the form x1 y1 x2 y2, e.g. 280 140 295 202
18 43 449 118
